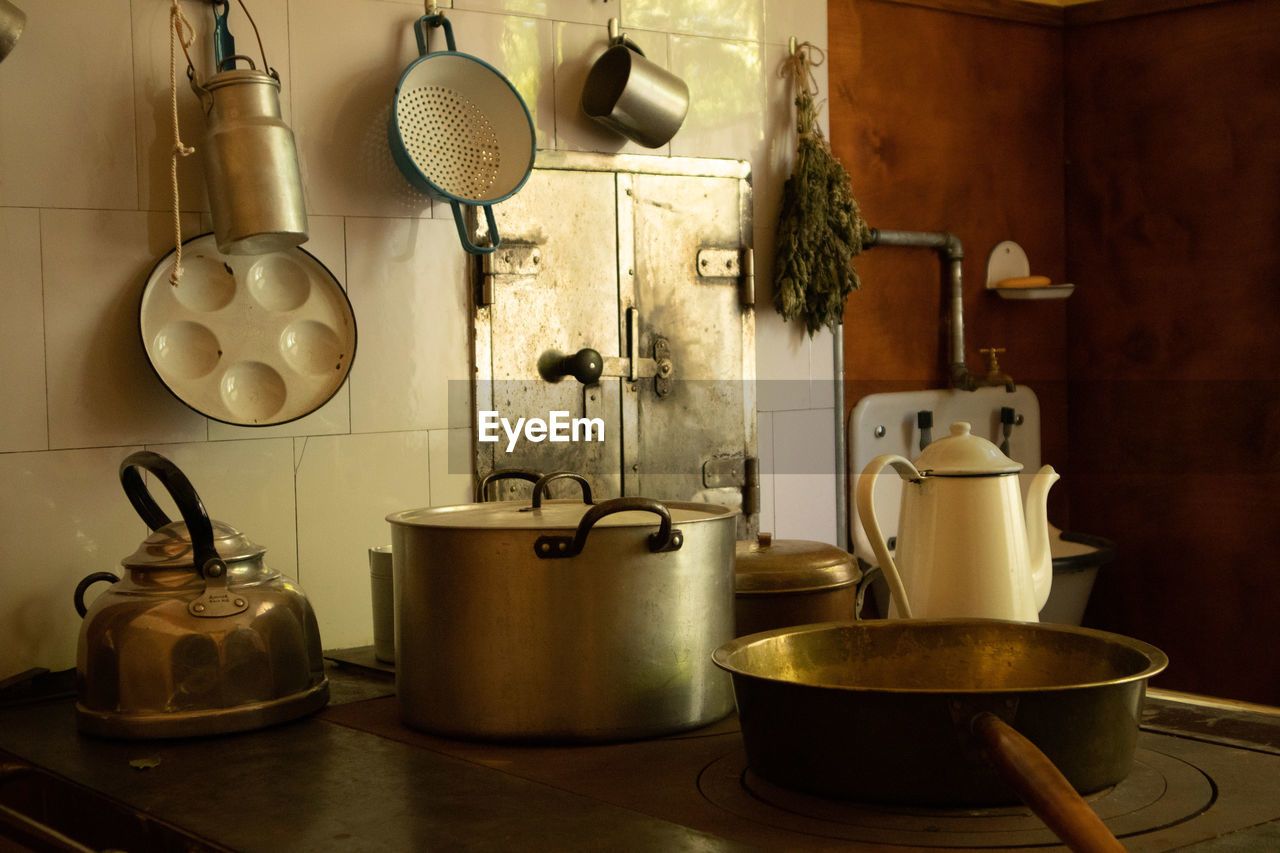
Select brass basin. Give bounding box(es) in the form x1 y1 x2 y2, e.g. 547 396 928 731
714 619 1167 805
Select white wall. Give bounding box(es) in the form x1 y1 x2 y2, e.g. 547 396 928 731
0 0 835 680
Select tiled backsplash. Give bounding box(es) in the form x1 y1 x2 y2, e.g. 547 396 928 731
0 0 835 678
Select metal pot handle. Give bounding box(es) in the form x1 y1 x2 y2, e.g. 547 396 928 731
533 497 683 559
118 452 225 579
530 472 593 509
73 572 120 618
476 468 545 502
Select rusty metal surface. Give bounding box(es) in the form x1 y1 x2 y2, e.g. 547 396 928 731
6 664 1280 851
472 153 756 534
0 668 751 853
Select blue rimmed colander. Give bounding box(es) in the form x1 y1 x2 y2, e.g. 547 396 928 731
388 14 535 255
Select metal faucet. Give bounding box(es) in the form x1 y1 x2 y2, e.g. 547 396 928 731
976 347 1016 392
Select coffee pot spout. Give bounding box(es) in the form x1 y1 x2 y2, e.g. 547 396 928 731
1025 465 1060 612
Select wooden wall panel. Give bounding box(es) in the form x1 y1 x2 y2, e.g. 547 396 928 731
830 0 1280 704
827 0 1071 516
1064 0 1280 704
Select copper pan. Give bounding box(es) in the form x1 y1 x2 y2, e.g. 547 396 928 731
713 619 1167 851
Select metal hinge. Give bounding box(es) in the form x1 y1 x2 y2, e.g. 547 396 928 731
702 455 760 514
696 246 754 306
478 244 542 305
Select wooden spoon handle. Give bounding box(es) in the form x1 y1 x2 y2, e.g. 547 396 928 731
971 712 1126 853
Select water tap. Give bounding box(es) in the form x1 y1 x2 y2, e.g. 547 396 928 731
977 347 1016 392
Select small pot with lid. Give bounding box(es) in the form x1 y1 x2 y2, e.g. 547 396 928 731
73 451 328 738
733 533 862 636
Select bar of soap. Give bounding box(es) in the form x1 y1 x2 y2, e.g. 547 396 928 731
996 275 1052 289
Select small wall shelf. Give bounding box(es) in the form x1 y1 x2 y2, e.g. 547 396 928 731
985 240 1074 300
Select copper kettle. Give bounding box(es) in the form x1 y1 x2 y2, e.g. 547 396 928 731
73 451 328 738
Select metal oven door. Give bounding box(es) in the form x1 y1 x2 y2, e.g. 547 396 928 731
472 152 757 534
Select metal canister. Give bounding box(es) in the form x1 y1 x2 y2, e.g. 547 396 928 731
193 66 308 255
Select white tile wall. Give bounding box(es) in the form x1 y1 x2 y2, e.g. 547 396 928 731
0 0 137 210
41 209 209 450
770 408 839 543
553 22 669 154
295 430 432 647
344 216 472 433
0 0 835 679
288 0 435 219
0 208 46 453
625 0 764 41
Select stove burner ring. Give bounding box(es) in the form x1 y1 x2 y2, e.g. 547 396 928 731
698 747 1214 848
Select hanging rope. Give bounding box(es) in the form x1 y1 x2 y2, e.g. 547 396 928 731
772 42 871 336
168 0 197 285
781 40 824 108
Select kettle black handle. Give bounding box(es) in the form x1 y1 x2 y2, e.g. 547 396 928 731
119 452 225 578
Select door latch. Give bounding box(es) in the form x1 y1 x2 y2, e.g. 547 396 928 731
539 307 675 397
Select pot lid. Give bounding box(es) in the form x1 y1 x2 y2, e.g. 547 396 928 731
914 421 1022 476
121 519 265 570
387 498 736 530
734 533 860 594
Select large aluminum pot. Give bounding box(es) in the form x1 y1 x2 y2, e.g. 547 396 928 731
387 472 738 742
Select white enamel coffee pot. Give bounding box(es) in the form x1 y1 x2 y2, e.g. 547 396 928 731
856 421 1059 621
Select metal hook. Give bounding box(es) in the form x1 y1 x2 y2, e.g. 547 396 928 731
789 35 797 56
608 17 621 44
425 0 437 13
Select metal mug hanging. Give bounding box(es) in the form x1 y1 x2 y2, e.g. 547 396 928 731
581 19 689 149
188 1 308 255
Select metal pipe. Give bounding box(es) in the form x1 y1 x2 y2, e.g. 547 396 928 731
832 322 848 552
865 228 974 390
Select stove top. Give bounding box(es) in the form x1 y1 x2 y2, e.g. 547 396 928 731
322 685 1280 851
698 734 1253 849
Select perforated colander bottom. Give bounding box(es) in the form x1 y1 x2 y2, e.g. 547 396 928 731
397 84 502 200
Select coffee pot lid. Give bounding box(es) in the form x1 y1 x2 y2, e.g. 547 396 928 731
914 421 1022 476
122 520 265 570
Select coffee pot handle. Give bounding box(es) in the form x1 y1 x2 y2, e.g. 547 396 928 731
119 452 224 579
855 454 920 619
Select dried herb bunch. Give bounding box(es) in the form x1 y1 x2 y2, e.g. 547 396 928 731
772 43 871 336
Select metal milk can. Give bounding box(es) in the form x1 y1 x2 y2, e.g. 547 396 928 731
191 60 309 255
